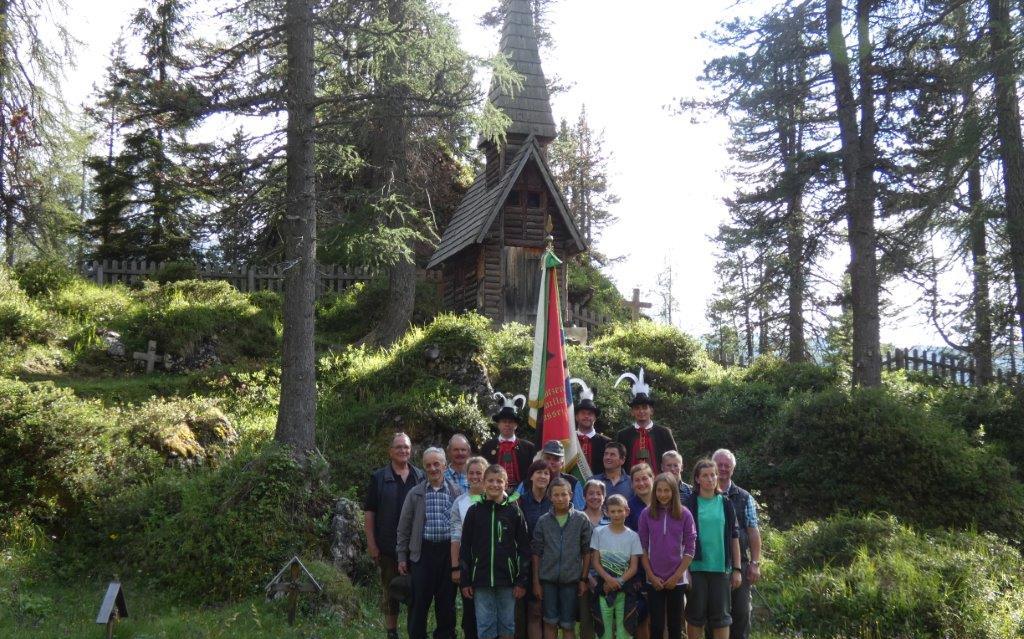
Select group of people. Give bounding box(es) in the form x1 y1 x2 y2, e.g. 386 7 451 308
362 372 762 639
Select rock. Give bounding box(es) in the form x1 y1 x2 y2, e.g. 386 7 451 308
164 338 222 373
97 329 126 360
329 497 366 580
138 403 239 469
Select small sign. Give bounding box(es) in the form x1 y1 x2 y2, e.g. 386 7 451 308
95 582 128 638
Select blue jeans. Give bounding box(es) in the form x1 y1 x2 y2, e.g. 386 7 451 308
475 586 516 639
541 582 577 629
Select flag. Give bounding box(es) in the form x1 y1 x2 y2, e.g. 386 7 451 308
527 248 592 480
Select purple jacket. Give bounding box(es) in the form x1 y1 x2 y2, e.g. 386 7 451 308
637 505 697 581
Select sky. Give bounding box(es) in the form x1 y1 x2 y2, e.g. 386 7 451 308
61 0 941 347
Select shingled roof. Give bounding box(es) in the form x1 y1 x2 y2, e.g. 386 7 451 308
427 137 585 269
489 0 557 141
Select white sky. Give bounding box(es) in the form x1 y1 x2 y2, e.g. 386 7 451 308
61 0 943 347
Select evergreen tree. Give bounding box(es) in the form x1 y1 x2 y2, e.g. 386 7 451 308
549 106 619 248
85 0 208 263
0 0 79 264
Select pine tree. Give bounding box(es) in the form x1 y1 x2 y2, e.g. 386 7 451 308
0 0 78 264
549 106 619 248
85 0 208 263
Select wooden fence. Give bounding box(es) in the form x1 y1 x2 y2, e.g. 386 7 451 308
883 347 1022 387
565 303 613 333
79 260 442 296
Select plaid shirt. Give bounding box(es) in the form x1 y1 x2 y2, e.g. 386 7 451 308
423 485 454 542
723 481 759 528
445 468 469 492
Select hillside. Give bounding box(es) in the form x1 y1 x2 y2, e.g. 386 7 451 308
2 264 1024 638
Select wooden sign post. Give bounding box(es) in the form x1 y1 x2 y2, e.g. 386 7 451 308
95 582 128 639
266 556 322 626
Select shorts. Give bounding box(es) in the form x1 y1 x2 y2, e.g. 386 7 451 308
541 582 577 629
475 586 516 639
685 571 731 629
378 554 401 616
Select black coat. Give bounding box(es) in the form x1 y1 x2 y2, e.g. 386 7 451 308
482 437 537 481
459 494 531 588
614 424 677 475
577 431 612 474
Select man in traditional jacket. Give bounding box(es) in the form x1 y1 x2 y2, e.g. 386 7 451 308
614 368 677 475
481 392 536 487
571 378 611 474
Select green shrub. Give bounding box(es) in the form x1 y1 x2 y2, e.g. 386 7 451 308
0 268 54 343
761 514 1024 639
742 355 841 393
42 279 136 326
928 384 1024 476
77 444 334 601
126 279 279 362
590 321 714 373
12 260 77 298
149 260 199 284
0 379 113 527
749 387 1024 539
318 278 443 344
675 380 783 463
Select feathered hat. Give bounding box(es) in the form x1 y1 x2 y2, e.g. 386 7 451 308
614 367 654 407
569 378 601 417
492 391 527 423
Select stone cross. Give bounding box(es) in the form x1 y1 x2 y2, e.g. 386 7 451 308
132 340 165 373
625 288 652 321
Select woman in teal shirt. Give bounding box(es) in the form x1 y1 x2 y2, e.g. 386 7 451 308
681 459 742 639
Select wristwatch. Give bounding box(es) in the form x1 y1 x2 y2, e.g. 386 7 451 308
750 560 760 566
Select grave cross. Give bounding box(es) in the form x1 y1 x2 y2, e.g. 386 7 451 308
132 340 165 373
625 288 653 321
95 582 128 639
266 556 323 625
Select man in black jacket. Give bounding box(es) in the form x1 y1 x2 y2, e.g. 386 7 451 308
614 368 678 475
481 397 535 488
574 392 610 475
364 433 425 639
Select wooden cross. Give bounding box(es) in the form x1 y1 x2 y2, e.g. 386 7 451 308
266 556 323 625
626 288 652 321
132 340 165 373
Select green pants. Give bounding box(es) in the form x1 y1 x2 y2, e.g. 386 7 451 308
599 592 627 639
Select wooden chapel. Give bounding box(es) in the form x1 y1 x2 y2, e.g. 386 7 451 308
427 0 587 325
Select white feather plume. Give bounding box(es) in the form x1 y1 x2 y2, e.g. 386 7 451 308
614 367 651 398
569 378 595 402
494 391 527 411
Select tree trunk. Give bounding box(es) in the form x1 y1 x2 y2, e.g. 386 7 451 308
740 253 754 359
0 0 12 267
365 0 415 348
987 0 1024 335
785 191 807 362
967 155 994 385
275 0 318 454
825 0 882 386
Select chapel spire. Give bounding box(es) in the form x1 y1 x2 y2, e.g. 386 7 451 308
488 0 557 145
